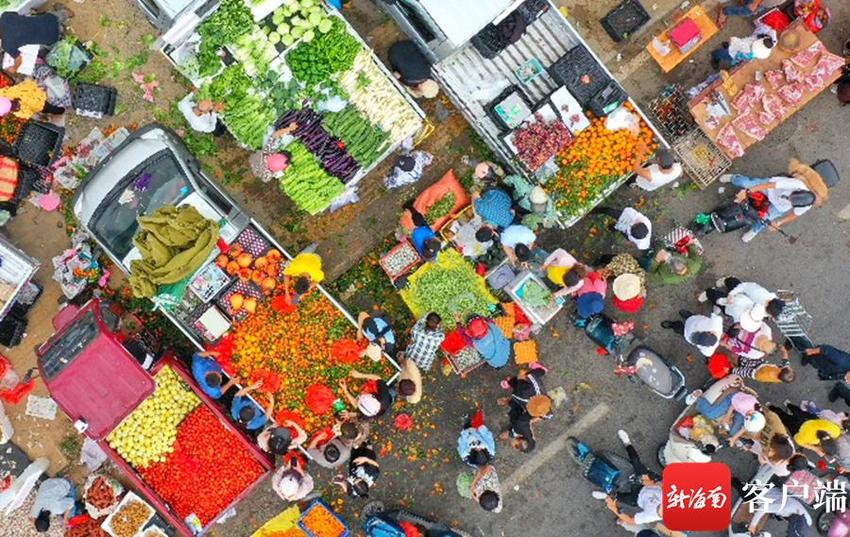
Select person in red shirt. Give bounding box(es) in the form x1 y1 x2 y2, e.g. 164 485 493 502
611 273 645 314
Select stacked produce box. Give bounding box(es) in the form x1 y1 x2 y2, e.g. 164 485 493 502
175 0 423 215
103 365 268 533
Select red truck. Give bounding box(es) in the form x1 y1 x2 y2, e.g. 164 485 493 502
36 298 273 536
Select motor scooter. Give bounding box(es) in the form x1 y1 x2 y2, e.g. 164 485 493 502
361 502 473 537
566 436 646 496
694 159 840 240
572 311 688 401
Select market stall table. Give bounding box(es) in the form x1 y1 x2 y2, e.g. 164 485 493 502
646 6 720 73
689 20 845 159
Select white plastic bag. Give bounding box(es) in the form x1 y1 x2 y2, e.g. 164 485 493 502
605 106 641 135
0 402 13 444
80 437 107 472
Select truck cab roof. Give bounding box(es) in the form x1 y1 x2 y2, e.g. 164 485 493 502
37 300 155 440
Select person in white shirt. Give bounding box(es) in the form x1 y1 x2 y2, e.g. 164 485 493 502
747 485 811 535
178 92 222 134
699 276 786 321
662 311 724 357
498 224 536 266
603 480 663 529
632 143 683 192
721 173 817 242
591 206 652 250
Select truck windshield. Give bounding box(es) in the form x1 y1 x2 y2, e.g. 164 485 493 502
39 311 99 380
90 150 191 261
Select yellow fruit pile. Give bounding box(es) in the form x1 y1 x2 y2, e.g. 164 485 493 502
106 367 200 468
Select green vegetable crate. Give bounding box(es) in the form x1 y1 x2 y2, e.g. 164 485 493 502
506 271 562 327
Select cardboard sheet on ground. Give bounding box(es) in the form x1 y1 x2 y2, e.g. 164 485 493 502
251 505 301 537
399 169 470 232
689 21 843 159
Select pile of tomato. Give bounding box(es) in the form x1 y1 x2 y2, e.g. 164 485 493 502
139 405 265 525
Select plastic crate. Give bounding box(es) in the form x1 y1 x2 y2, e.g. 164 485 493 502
548 46 613 107
484 85 533 132
601 0 651 42
73 84 118 118
13 121 65 168
298 499 350 537
471 24 504 59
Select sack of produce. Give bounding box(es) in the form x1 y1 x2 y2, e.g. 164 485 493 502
83 474 123 518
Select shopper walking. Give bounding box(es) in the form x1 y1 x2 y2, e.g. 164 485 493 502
661 311 724 357
591 206 652 250
457 409 496 468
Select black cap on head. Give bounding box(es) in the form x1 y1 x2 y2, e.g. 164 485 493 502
35 511 50 532
630 222 649 240
324 443 341 463
701 444 717 455
478 490 500 511
294 276 311 294
239 405 257 424
268 427 292 455
397 156 416 172
514 243 531 262
657 148 675 170
475 226 495 243
205 371 222 387
820 436 838 456
787 190 816 208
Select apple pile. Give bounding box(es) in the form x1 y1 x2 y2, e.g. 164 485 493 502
216 246 285 315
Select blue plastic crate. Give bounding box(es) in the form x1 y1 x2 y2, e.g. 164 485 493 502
298 499 350 537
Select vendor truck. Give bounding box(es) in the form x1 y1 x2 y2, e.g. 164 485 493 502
36 298 273 536
379 0 667 225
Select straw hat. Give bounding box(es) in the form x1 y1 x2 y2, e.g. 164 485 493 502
527 395 552 417
612 273 641 301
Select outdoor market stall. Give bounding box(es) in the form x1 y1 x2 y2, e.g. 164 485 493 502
159 0 425 215
689 20 845 160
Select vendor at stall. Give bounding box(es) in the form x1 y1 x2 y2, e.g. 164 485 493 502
0 11 60 66
191 350 237 399
402 200 443 262
388 40 439 99
472 187 515 230
249 122 298 183
30 477 75 533
357 311 396 357
498 224 537 267
284 251 325 284
542 249 589 299
340 370 395 420
402 312 445 372
178 92 224 135
463 316 510 369
0 79 64 119
711 26 776 69
632 143 682 192
503 175 558 229
258 420 308 456
230 382 274 432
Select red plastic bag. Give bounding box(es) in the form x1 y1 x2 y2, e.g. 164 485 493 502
0 379 34 404
305 383 335 415
248 368 281 394
275 409 306 431
400 521 422 537
441 330 467 354
708 352 732 379
331 339 366 364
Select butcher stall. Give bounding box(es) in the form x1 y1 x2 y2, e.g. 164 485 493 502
690 20 845 160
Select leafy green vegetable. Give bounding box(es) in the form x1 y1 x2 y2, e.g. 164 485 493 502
322 106 389 167
197 0 254 77
400 250 498 329
425 193 456 223
286 18 361 87
198 65 276 150
279 141 345 215
521 280 551 308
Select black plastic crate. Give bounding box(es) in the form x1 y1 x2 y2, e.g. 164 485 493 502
588 80 629 117
73 83 117 118
13 121 65 168
601 0 651 42
516 0 549 23
471 24 504 59
548 45 612 107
